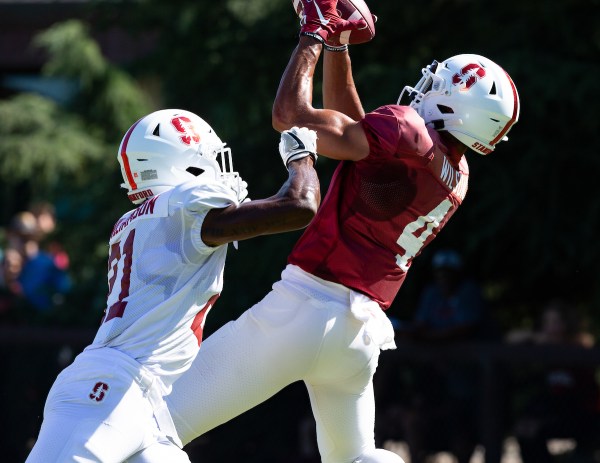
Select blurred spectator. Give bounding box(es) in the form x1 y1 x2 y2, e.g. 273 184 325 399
377 249 494 463
508 299 599 463
506 299 595 348
0 206 74 459
30 201 70 271
401 249 491 342
0 247 25 320
30 201 56 237
6 210 39 258
0 209 71 321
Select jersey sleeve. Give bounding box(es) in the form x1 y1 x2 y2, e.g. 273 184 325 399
176 178 238 214
171 179 238 255
360 105 434 162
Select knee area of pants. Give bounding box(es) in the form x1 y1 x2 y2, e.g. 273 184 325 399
352 448 406 463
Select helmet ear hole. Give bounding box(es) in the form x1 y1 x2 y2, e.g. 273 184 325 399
437 104 454 114
186 167 205 177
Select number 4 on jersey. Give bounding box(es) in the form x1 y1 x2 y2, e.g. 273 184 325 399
395 199 453 271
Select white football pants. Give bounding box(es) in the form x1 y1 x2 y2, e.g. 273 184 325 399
166 265 403 463
25 347 190 463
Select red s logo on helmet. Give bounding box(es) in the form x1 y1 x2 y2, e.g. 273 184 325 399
171 116 201 146
452 64 486 91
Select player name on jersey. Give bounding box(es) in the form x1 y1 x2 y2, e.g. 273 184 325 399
439 156 468 201
111 195 159 238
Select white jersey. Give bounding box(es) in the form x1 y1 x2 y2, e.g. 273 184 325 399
86 177 237 391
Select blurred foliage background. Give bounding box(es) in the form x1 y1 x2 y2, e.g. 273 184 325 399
0 0 599 334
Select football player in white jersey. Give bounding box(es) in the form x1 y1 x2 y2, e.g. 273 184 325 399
25 109 320 463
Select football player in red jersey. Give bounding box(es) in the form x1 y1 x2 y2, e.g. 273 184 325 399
163 2 520 463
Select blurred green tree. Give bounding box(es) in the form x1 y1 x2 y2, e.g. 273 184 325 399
0 20 152 325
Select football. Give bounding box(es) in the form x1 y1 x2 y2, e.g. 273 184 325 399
293 0 376 45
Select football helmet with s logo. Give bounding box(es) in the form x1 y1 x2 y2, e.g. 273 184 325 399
117 109 241 204
399 54 520 154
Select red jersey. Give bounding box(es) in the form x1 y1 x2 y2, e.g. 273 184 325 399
288 105 469 309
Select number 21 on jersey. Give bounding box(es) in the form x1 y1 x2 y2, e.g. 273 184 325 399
395 199 453 271
103 229 136 323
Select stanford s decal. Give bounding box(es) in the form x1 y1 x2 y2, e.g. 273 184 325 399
171 116 201 146
452 64 486 91
89 381 110 402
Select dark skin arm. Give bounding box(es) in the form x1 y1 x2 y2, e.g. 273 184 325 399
272 37 370 161
201 156 320 247
322 49 365 121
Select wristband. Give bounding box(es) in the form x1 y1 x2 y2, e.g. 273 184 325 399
324 43 348 52
287 152 318 167
300 31 325 44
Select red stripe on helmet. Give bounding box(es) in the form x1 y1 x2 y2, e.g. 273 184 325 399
120 118 143 190
491 71 519 146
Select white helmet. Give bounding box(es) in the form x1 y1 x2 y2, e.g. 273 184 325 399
399 54 520 154
117 109 237 204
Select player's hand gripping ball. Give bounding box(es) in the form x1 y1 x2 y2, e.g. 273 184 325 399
293 0 376 46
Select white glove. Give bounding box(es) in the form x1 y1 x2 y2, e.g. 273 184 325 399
225 174 249 251
223 173 249 204
278 127 318 168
